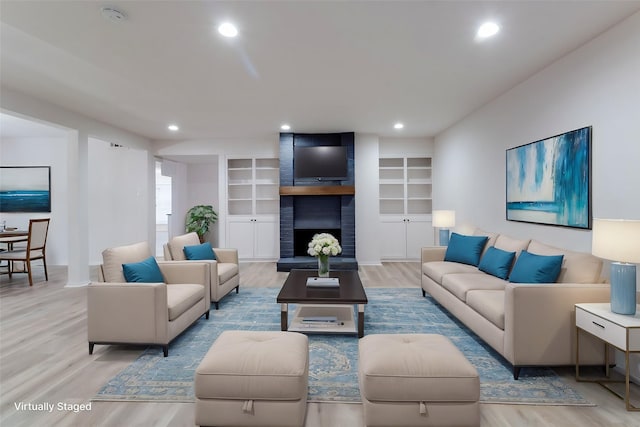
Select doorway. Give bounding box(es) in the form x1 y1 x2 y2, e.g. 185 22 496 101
155 160 172 257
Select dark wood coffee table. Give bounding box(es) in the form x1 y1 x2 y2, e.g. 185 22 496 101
276 269 368 337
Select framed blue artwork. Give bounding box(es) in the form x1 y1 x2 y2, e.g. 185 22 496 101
506 127 591 229
0 166 51 213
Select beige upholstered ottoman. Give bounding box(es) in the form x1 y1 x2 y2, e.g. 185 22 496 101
358 334 480 427
195 330 309 427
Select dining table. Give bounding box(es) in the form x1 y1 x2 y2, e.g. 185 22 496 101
0 229 29 239
0 230 29 274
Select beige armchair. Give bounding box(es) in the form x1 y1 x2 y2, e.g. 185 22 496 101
87 241 210 357
163 232 240 310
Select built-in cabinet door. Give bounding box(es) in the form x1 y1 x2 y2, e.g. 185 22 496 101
227 216 279 260
255 219 279 259
379 217 433 260
379 218 409 259
227 218 255 259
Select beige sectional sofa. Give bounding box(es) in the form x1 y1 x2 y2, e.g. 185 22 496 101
421 229 611 379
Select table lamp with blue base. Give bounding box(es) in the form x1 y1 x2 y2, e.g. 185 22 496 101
592 219 640 316
432 210 455 247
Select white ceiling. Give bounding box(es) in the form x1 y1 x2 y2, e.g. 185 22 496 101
1 1 639 141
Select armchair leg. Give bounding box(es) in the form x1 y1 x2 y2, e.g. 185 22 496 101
89 343 94 355
236 285 239 294
513 366 521 380
421 289 426 297
205 310 210 320
214 302 219 310
163 345 169 357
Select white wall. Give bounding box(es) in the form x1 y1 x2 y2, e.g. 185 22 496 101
434 12 640 377
155 138 279 247
435 11 640 249
355 134 380 265
186 161 220 246
88 139 150 264
0 137 69 265
1 88 154 284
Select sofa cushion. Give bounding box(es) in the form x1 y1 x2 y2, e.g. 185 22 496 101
494 235 530 258
466 290 505 330
167 284 204 321
168 232 200 261
527 240 603 283
184 242 217 260
423 261 479 284
441 273 506 302
444 233 489 266
478 246 516 280
473 228 498 256
122 256 165 283
509 250 564 283
102 241 151 283
217 263 239 284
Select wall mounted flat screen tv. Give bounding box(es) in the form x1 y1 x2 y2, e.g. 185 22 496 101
294 146 348 180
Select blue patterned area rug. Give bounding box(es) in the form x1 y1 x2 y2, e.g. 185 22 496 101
93 288 590 405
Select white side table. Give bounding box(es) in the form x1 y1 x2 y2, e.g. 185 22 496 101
575 302 640 411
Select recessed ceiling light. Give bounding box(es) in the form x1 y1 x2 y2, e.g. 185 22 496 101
394 123 404 130
168 124 179 131
280 124 291 131
218 22 238 38
477 22 500 39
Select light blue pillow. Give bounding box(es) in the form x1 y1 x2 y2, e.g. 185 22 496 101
444 233 489 266
478 246 516 280
122 256 164 283
183 242 217 260
509 250 564 283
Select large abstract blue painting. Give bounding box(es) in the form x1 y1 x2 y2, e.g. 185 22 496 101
506 127 591 229
0 166 51 213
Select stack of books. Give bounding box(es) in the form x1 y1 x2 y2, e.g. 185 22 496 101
306 277 340 288
300 316 344 327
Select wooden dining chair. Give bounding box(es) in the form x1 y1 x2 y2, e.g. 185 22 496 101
0 218 50 286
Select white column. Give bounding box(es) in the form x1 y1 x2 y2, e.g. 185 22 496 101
66 129 90 286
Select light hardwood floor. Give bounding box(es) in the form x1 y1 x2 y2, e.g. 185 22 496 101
1 263 638 426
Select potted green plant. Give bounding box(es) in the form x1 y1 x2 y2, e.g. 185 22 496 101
185 205 218 243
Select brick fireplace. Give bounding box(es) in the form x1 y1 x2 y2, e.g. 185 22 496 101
277 132 357 271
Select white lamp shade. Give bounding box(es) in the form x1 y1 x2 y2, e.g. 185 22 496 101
592 219 640 264
433 210 456 228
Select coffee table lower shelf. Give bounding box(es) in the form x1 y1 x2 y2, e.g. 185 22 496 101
286 305 357 335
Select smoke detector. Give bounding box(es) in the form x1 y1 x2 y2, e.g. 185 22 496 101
101 7 126 23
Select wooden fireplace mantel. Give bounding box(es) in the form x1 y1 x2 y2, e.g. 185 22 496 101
279 186 355 196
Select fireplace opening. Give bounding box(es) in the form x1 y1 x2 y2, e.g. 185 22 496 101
294 229 342 257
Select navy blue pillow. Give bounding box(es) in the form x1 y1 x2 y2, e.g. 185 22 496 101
509 250 564 283
478 246 516 280
122 256 164 283
183 242 217 260
444 233 489 266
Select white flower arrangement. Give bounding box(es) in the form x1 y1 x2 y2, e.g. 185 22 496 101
307 233 342 257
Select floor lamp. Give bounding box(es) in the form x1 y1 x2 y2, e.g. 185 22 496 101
591 219 640 315
433 210 455 247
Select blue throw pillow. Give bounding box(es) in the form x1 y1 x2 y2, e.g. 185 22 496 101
122 256 164 283
444 233 489 266
509 250 564 283
478 246 516 280
183 242 217 260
